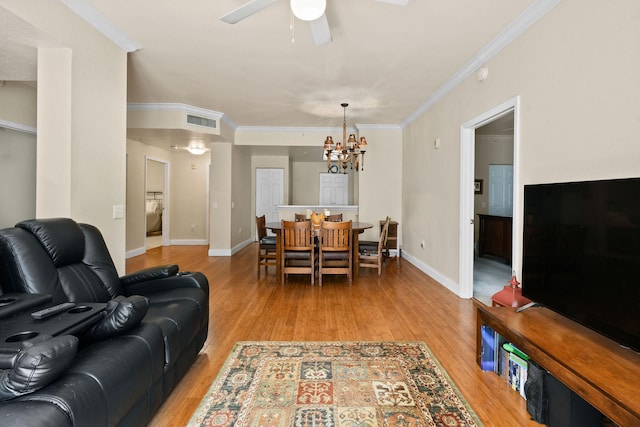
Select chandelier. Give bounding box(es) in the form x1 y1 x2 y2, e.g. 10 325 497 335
323 103 368 173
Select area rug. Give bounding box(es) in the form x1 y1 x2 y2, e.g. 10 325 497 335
187 341 483 427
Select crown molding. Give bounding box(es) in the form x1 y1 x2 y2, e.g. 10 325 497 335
60 0 141 52
221 115 238 130
401 0 561 128
356 124 402 131
127 103 224 120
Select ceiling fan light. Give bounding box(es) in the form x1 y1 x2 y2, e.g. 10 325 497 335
290 0 326 21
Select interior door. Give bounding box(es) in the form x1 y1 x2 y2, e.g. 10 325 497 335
488 165 513 217
256 168 284 233
319 173 348 205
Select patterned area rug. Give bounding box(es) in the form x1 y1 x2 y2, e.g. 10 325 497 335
188 341 482 427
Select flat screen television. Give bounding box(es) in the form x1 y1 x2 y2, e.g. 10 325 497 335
522 177 640 352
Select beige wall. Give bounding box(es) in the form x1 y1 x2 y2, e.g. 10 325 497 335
146 160 164 192
3 1 129 272
290 161 355 206
0 82 37 128
0 82 37 228
170 153 210 242
0 128 36 228
357 127 403 242
209 142 232 253
231 146 252 249
402 0 640 293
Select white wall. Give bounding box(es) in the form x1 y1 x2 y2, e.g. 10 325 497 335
402 0 640 295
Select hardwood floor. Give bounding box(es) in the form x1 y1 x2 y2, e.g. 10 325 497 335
126 244 538 426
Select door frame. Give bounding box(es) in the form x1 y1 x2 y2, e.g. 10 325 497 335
144 156 170 248
459 96 520 298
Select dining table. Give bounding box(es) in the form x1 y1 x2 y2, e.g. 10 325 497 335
266 221 373 283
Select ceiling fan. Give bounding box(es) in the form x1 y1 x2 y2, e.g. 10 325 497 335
220 0 410 46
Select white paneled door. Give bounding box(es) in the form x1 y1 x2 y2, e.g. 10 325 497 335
319 173 348 205
488 164 513 217
256 168 284 233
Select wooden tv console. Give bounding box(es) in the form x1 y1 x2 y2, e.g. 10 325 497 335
476 305 640 426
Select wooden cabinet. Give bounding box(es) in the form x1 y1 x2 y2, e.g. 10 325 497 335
477 214 512 263
476 305 640 426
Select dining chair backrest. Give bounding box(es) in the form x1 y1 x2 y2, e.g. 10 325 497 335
319 220 351 251
359 217 390 276
282 220 314 250
256 215 276 274
256 215 267 240
318 220 352 286
325 213 343 222
281 220 316 285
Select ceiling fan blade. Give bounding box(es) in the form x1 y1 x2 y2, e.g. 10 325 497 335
309 14 331 46
220 0 280 24
374 0 410 5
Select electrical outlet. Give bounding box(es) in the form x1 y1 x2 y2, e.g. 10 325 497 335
239 227 242 235
191 224 196 231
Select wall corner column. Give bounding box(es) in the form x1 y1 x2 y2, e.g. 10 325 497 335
36 47 72 217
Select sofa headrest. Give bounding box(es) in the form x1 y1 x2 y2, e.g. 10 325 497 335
16 218 85 267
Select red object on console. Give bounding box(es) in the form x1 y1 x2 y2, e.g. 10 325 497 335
491 275 532 308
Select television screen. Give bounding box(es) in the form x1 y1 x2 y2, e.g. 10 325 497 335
522 178 640 352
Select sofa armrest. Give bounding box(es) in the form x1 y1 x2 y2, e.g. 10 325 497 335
119 265 179 287
122 271 209 297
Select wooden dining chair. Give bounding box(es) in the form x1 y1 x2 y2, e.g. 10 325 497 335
281 220 316 285
256 215 276 274
325 213 343 222
359 218 390 276
318 220 352 286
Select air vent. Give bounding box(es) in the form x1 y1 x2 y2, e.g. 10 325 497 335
187 114 217 129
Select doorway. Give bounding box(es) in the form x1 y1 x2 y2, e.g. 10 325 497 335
145 157 169 249
459 97 520 301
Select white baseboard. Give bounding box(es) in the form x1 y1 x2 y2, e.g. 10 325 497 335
125 240 207 259
126 247 146 259
401 250 463 297
208 238 253 257
170 239 208 246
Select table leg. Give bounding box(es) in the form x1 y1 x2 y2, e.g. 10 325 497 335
275 229 282 283
353 230 364 280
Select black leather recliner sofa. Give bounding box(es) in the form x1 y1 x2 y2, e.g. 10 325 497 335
0 218 209 426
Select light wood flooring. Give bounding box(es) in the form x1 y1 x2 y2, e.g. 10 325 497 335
126 244 539 426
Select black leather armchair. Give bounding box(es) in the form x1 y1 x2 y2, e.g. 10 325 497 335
0 218 209 426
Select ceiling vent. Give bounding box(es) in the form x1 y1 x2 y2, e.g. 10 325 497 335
187 114 217 129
